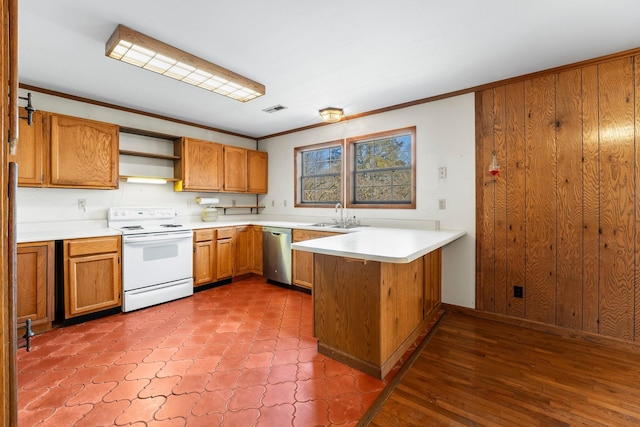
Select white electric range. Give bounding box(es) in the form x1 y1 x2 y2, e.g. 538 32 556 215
108 207 193 312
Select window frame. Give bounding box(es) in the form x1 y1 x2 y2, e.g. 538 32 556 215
294 139 344 208
345 126 416 209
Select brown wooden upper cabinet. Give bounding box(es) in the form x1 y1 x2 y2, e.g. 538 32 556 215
8 110 47 186
9 111 119 189
247 149 268 194
174 137 224 192
223 146 268 194
175 139 266 194
49 114 119 189
223 145 248 192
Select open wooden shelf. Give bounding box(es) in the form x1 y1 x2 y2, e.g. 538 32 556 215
218 205 265 214
119 149 180 160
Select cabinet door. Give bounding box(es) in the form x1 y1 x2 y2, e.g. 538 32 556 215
292 229 337 289
176 137 224 191
247 149 268 194
293 250 314 289
16 241 54 331
251 226 263 275
234 226 252 276
8 110 47 186
216 238 233 280
194 239 215 287
423 248 442 319
223 146 247 192
50 114 119 188
64 236 122 318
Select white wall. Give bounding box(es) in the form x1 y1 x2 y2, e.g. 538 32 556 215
259 94 477 308
17 88 477 308
16 89 260 228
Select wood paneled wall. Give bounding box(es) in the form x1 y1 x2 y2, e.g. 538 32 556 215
476 55 640 341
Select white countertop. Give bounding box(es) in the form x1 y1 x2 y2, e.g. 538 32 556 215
18 227 122 243
17 220 465 262
291 227 465 263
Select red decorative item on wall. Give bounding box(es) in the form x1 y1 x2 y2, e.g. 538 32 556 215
488 152 500 176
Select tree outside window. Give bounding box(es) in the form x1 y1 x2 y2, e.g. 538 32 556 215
347 127 416 209
295 141 342 206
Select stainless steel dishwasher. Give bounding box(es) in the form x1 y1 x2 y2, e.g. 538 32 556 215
262 227 292 285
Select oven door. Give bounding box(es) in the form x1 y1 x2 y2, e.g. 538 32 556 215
122 230 193 291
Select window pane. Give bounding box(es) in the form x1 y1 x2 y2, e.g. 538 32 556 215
350 129 414 206
298 143 342 204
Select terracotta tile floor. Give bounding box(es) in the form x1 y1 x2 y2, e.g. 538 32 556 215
17 277 388 426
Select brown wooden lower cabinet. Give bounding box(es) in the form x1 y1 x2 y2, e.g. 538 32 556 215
195 225 263 284
17 241 55 333
63 236 122 319
233 225 252 276
313 248 442 379
292 229 338 289
193 229 216 287
216 227 234 280
251 225 263 275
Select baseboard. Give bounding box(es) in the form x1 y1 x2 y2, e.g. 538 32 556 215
442 303 640 352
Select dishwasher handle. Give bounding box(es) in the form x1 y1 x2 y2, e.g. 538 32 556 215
263 226 292 237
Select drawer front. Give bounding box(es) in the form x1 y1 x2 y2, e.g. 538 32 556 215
217 227 234 239
293 229 338 242
194 229 214 242
66 236 120 257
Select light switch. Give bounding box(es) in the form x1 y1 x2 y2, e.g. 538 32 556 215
438 166 447 179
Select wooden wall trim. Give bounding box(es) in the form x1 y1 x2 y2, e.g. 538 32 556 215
261 46 640 140
19 84 256 141
443 303 640 353
23 46 640 143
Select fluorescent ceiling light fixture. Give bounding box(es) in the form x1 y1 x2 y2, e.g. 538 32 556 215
125 177 168 185
105 24 265 102
319 107 344 123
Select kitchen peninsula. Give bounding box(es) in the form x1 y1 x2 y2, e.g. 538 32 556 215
292 227 464 379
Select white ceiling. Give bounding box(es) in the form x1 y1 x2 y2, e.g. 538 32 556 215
18 0 640 139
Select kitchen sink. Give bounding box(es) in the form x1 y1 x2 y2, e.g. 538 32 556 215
308 222 367 229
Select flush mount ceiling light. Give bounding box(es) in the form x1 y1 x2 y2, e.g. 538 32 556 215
319 107 344 123
105 24 265 102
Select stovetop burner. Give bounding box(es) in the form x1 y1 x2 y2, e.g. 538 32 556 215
108 207 188 235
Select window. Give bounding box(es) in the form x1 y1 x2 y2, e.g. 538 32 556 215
295 140 342 206
346 127 416 208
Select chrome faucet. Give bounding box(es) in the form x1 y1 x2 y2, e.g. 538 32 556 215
335 202 344 226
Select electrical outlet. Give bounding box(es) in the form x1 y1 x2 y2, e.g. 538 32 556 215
438 166 447 179
78 199 86 211
231 199 236 206
284 200 287 207
438 199 446 210
514 286 523 298
271 200 275 207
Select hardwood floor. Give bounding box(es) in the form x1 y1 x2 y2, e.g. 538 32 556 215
364 311 640 426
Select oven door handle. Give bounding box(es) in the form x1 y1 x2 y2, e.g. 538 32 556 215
123 232 193 244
